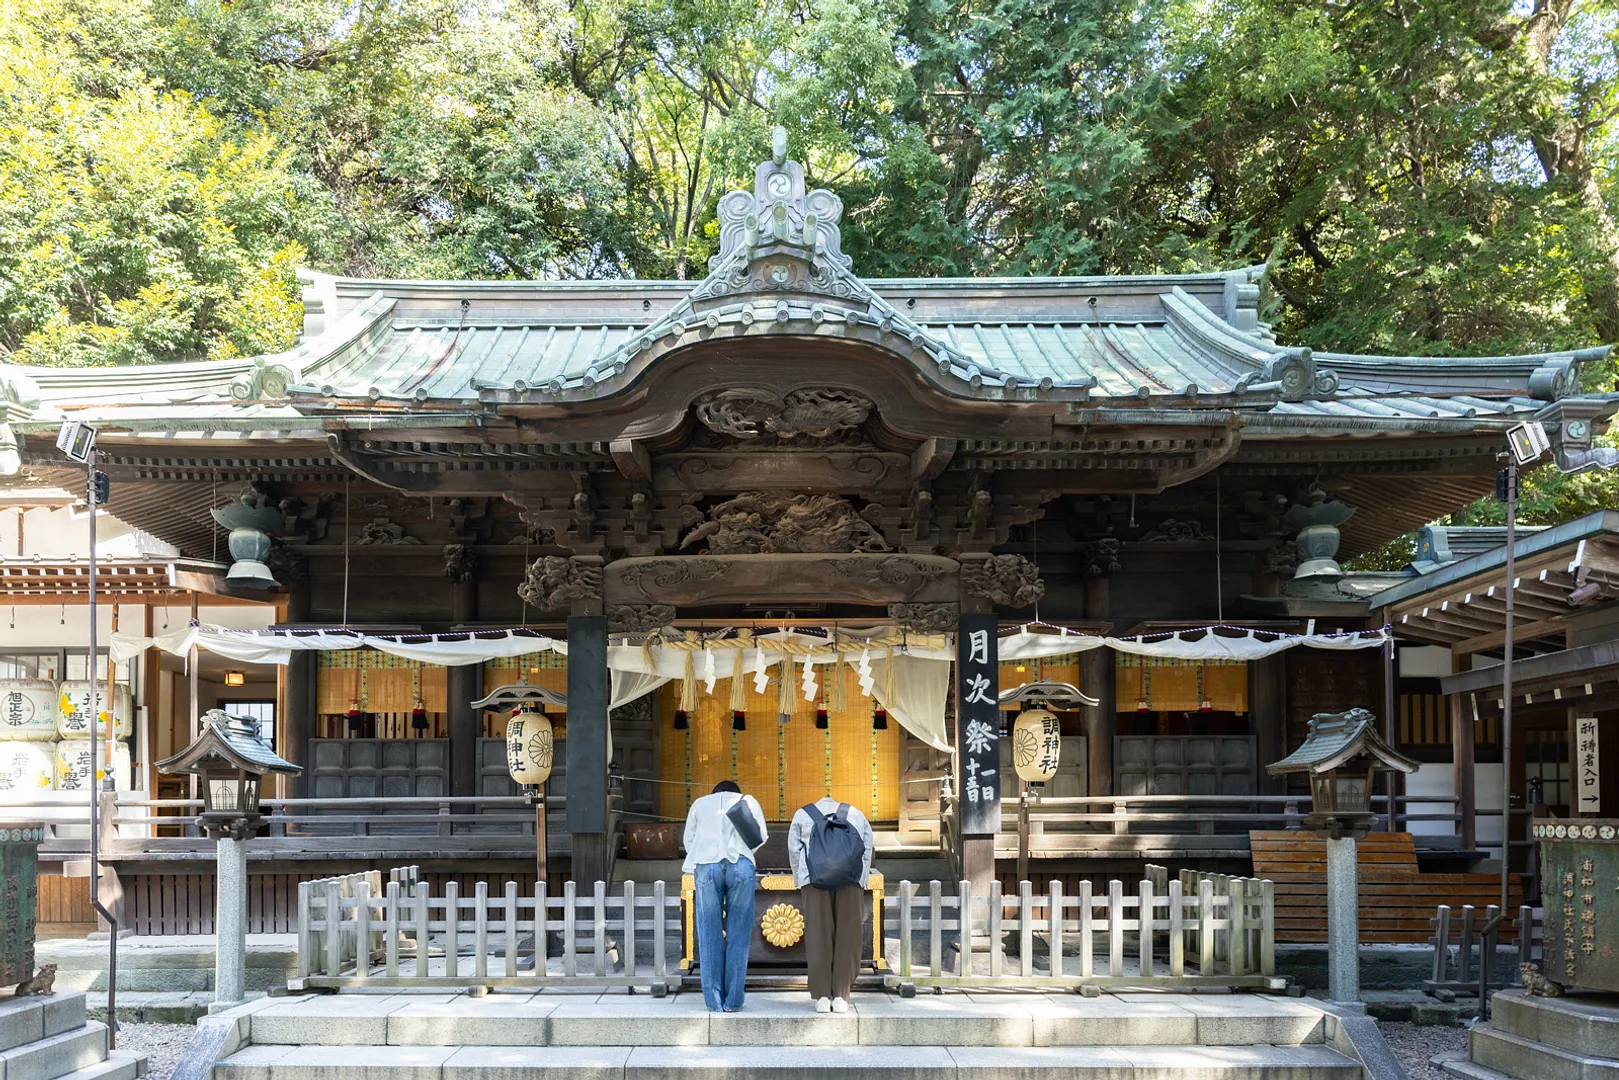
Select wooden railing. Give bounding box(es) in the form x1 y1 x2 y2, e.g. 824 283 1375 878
1425 903 1543 1017
995 794 1465 835
882 873 1278 991
293 869 681 992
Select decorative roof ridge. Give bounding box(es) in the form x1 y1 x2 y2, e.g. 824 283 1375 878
1161 287 1335 402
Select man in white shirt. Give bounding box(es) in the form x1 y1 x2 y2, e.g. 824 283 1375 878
683 780 768 1012
787 796 873 1012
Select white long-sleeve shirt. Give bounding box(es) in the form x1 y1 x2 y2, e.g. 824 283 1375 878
681 791 768 874
787 797 873 889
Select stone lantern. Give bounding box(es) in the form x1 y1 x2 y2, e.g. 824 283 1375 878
1282 483 1356 581
1268 707 1417 1002
158 710 300 1004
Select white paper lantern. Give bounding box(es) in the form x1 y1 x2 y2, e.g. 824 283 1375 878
0 742 54 795
1011 708 1062 784
57 681 132 739
505 712 554 786
0 680 59 741
54 739 132 792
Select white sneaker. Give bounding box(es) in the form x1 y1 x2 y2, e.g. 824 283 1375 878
815 997 832 1013
831 998 850 1013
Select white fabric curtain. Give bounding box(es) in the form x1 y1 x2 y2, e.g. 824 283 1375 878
108 626 565 667
867 655 951 752
609 669 672 710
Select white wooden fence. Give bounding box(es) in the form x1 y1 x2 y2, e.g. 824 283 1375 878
292 869 682 992
883 874 1277 991
294 866 1276 994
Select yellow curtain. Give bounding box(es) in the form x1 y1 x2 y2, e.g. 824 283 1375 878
658 667 899 823
316 652 450 713
1114 657 1248 712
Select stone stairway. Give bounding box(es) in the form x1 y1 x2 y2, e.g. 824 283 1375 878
208 990 1364 1077
1441 987 1619 1080
0 990 148 1080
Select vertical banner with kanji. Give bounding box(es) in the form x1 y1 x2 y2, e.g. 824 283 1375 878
1578 716 1601 814
956 613 1001 835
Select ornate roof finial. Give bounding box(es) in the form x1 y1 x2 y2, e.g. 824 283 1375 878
772 126 787 166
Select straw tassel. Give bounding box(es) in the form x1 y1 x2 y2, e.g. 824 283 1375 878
829 651 846 712
729 648 747 711
681 650 696 712
884 646 896 706
775 657 791 717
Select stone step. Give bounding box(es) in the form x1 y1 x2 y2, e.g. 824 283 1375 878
85 990 265 1025
1436 1054 1513 1080
0 1021 108 1080
0 993 89 1053
59 1049 146 1080
217 1042 1361 1079
243 992 1329 1049
1491 988 1619 1058
1471 1022 1619 1080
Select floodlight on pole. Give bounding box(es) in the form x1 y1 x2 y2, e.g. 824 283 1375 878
1505 421 1550 467
58 418 120 1044
55 419 96 464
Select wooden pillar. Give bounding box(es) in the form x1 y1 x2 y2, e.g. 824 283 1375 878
1082 576 1113 798
1081 649 1114 799
1250 654 1286 795
140 604 159 798
565 557 611 886
1451 648 1477 850
285 576 316 799
447 575 481 799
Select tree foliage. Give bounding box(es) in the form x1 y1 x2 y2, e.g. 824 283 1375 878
1 0 1618 530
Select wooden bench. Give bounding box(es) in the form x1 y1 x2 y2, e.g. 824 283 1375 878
1250 831 1523 944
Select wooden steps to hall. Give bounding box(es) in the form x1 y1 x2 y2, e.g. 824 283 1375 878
1250 831 1523 944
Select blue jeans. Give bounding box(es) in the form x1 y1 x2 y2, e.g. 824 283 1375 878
694 856 755 1011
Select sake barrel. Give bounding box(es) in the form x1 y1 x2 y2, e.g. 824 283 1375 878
0 681 58 742
56 682 132 739
0 743 54 796
53 739 132 792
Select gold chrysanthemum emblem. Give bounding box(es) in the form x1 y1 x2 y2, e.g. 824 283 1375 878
760 903 805 948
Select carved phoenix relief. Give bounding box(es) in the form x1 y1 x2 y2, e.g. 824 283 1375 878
694 388 873 440
680 492 889 555
960 554 1045 609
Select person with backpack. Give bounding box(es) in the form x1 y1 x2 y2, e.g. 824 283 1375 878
683 779 768 1012
788 795 873 1012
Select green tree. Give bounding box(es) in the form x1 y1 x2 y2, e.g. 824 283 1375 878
0 0 309 365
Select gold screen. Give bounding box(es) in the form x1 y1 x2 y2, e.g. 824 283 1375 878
657 667 899 823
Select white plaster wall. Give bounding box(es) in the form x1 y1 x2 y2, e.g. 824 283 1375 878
1399 645 1453 678
0 506 177 559
1476 762 1506 860
1404 762 1456 837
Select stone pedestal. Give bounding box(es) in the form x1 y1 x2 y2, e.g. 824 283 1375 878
1445 989 1619 1080
215 837 247 1006
1325 835 1359 1003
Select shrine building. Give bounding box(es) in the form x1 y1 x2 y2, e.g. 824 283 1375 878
0 135 1612 935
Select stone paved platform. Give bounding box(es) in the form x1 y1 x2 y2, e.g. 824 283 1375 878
191 989 1375 1079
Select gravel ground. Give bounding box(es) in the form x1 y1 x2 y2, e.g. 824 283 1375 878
114 1022 196 1080
1380 1021 1468 1080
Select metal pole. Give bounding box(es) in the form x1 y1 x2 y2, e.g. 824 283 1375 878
84 453 118 1046
1501 461 1517 915
1383 635 1397 833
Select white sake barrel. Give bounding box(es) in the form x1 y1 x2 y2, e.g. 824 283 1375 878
0 680 58 741
0 742 54 796
57 681 132 739
54 739 132 792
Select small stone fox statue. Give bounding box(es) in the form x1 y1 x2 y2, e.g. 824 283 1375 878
13 964 55 997
1521 962 1564 998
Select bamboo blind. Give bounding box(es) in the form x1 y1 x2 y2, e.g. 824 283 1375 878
657 667 900 823
1114 657 1248 713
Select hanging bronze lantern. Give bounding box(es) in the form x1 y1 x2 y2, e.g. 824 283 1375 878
505 710 554 785
1011 708 1062 784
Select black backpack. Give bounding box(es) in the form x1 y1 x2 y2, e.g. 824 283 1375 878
802 802 864 890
